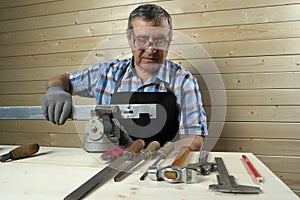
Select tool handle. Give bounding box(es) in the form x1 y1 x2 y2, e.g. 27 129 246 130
100 146 124 162
3 143 40 161
165 146 191 179
172 146 191 166
124 139 145 153
122 139 145 160
144 141 160 154
158 142 174 159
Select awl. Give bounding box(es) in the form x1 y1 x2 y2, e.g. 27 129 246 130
0 143 40 162
64 139 145 200
114 141 160 182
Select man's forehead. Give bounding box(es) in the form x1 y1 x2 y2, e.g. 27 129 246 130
132 17 170 29
130 27 170 36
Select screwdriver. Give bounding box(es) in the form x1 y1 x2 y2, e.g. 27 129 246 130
114 141 160 182
140 141 174 180
0 143 40 162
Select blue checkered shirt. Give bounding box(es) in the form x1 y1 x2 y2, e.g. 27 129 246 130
70 57 208 136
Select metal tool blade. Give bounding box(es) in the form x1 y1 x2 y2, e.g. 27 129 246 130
114 141 160 182
0 153 12 162
209 157 261 194
139 157 162 180
64 157 125 200
64 139 145 200
114 154 144 182
0 105 95 120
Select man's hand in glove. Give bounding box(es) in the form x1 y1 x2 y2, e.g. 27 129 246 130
42 86 72 125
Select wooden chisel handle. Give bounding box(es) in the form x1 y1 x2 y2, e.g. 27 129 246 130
124 139 145 153
165 146 191 179
144 141 160 154
0 143 40 162
122 139 145 160
158 141 174 159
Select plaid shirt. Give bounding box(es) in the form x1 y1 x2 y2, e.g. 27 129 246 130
70 57 208 136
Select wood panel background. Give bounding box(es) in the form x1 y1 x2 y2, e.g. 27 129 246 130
0 0 299 196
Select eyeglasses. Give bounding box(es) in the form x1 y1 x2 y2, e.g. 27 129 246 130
128 28 171 50
132 35 170 50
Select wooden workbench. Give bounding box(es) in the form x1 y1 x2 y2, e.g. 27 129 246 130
0 145 298 200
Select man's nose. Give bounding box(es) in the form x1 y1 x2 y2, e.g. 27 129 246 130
145 41 157 53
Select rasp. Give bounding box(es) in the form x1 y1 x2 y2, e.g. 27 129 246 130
64 139 145 200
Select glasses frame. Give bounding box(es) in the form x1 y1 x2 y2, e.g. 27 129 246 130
129 29 172 50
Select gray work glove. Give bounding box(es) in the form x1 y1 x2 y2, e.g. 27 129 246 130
42 86 72 125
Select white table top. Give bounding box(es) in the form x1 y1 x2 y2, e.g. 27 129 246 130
0 145 298 200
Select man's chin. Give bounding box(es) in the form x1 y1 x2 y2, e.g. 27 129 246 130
140 63 162 72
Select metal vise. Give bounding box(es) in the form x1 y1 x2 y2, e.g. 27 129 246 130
0 104 157 153
83 104 156 152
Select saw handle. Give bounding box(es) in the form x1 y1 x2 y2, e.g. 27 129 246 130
165 146 191 179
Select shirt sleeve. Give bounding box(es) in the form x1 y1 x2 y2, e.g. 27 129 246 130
178 75 208 136
69 64 103 98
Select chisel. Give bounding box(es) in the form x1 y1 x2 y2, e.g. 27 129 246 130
0 143 40 162
114 141 160 182
64 139 145 200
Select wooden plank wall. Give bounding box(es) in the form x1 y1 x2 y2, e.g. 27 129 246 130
0 0 299 196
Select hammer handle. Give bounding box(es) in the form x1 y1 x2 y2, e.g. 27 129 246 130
172 146 191 166
165 146 191 179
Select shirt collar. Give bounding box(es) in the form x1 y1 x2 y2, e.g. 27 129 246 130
124 57 170 84
123 57 135 79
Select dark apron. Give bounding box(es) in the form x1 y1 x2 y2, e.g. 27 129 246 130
111 65 180 146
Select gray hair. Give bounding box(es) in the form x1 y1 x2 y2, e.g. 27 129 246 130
127 4 172 30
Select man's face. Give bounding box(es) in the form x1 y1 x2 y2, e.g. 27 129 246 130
127 18 172 74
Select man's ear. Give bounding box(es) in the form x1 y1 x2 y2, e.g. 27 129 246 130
169 30 173 43
126 29 134 49
126 29 131 40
